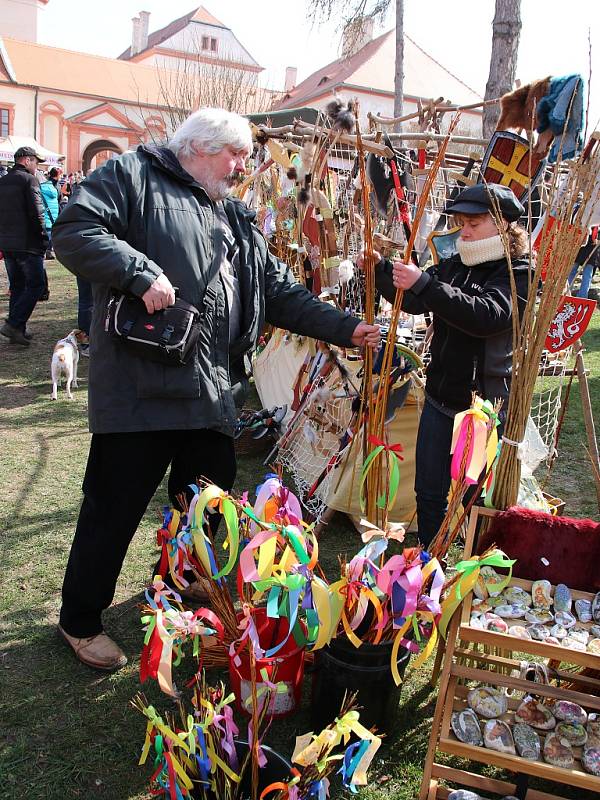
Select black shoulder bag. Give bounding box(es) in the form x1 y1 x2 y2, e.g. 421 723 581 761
105 227 223 367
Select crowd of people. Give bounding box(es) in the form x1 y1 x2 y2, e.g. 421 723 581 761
0 150 91 349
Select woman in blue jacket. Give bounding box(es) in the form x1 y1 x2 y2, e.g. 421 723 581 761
40 167 61 258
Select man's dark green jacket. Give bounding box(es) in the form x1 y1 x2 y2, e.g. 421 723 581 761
52 145 359 434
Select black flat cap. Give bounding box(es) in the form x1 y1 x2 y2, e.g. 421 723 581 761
445 183 524 222
14 145 45 162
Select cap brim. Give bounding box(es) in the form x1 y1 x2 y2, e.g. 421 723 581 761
444 200 490 216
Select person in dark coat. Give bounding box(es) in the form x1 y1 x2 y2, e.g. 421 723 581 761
372 184 531 548
0 146 49 345
52 107 380 671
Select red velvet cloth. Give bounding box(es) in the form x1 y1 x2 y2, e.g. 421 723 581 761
477 506 600 593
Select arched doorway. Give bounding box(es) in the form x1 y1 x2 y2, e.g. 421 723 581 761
81 139 122 175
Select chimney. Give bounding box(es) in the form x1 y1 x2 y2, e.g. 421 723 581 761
341 16 374 59
284 67 297 92
131 16 142 55
139 10 151 52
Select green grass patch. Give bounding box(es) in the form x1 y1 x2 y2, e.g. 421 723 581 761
0 262 598 799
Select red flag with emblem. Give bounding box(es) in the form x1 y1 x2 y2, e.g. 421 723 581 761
545 295 597 353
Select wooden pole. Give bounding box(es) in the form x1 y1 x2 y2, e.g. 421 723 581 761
574 340 600 513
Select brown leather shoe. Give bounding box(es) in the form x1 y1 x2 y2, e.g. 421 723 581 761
58 624 127 671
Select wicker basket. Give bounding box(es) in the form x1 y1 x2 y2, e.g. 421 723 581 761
234 409 275 457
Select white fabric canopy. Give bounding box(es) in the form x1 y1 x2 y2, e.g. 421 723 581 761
0 136 64 165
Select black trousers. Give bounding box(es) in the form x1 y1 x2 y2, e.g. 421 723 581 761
59 429 236 638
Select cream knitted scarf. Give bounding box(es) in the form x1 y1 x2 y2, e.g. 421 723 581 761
457 234 506 266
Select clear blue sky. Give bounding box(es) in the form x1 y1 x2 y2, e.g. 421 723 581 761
38 0 599 128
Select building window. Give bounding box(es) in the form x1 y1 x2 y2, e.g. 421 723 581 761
0 108 9 138
201 36 218 51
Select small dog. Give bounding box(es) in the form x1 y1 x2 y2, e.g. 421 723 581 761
51 329 86 400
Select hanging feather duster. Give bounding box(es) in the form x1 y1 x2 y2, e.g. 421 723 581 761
287 165 298 180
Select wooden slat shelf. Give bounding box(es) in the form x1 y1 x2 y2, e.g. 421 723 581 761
419 507 600 800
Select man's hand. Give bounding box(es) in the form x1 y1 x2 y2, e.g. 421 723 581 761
392 260 421 291
141 273 176 314
350 322 381 350
356 250 382 270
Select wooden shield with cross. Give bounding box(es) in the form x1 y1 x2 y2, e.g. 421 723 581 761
478 131 545 201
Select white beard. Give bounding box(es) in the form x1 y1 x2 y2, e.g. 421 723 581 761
197 171 238 201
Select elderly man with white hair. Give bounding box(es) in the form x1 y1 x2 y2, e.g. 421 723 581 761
52 107 379 670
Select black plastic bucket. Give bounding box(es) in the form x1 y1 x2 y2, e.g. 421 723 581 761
199 740 291 799
310 637 410 734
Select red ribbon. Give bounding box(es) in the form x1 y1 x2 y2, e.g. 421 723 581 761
367 435 405 458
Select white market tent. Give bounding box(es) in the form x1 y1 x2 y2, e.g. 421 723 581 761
0 135 64 165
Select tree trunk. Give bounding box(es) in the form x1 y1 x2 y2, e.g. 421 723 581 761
483 0 522 138
393 0 404 131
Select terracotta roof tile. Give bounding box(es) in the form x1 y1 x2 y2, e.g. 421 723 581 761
2 37 171 105
274 29 482 110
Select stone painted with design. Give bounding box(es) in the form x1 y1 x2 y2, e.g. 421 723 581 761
553 583 572 613
553 700 587 725
582 747 600 776
509 625 531 639
513 722 541 760
494 604 526 619
575 598 593 623
556 721 587 746
586 719 600 749
484 719 516 754
531 580 552 610
474 567 507 600
451 709 484 746
527 624 550 641
561 635 586 651
543 733 574 768
554 610 576 630
569 628 590 645
549 624 568 639
592 591 600 623
588 638 600 655
481 612 509 633
502 585 532 607
515 699 556 730
525 608 554 625
468 687 508 718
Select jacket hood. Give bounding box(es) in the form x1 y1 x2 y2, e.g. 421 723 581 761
139 144 193 183
138 143 256 222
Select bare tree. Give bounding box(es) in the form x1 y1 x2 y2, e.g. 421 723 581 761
393 0 404 127
130 29 279 142
483 0 522 138
307 0 403 120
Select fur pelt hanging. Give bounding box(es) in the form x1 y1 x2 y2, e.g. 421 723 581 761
496 76 552 132
325 97 357 134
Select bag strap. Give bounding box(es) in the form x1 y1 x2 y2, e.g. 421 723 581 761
199 223 225 314
40 187 56 224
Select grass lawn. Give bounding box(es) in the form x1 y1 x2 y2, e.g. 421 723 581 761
0 261 598 800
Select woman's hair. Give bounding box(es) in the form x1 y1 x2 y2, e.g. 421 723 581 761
507 222 529 259
168 108 253 160
49 167 61 179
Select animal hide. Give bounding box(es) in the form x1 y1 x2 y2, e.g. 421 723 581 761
496 77 552 133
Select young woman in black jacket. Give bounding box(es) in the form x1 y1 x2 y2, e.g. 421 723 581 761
373 183 531 547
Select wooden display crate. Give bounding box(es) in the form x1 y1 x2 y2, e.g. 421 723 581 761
420 506 600 800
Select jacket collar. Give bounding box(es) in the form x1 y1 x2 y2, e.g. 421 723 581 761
139 144 194 184
139 144 257 223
